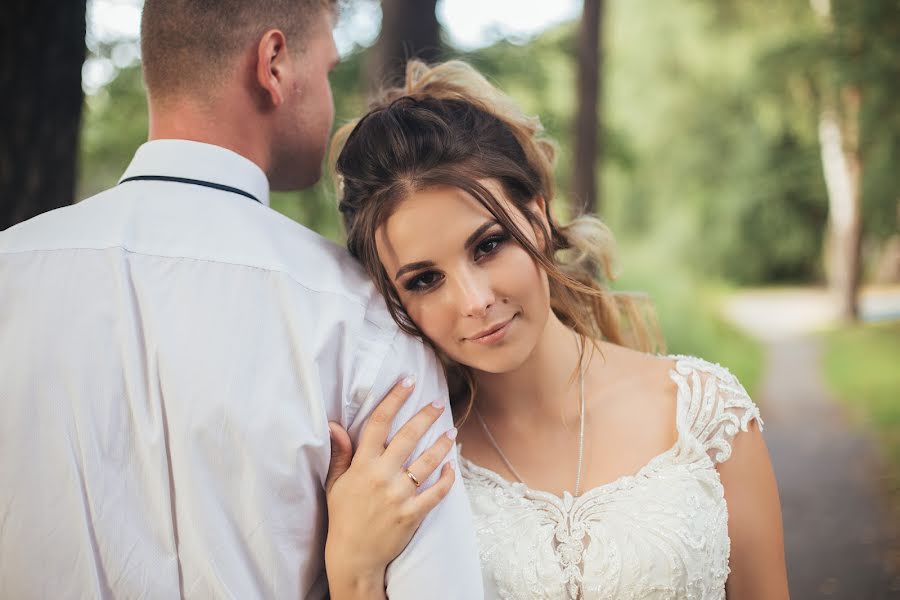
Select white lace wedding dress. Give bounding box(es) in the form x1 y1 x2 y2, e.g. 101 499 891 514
459 355 763 600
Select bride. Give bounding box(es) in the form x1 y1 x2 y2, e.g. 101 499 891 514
321 60 789 599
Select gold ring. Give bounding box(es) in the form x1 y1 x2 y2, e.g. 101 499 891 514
404 468 421 487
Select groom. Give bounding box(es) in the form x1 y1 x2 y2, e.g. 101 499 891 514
0 1 482 598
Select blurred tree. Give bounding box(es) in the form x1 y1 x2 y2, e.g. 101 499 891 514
368 0 442 90
818 0 900 318
706 0 900 314
601 0 836 285
811 0 864 320
758 0 900 318
1 0 87 229
573 0 604 216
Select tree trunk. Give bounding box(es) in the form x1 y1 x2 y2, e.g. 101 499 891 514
573 0 603 216
0 0 87 230
818 88 863 321
810 0 863 321
368 0 442 92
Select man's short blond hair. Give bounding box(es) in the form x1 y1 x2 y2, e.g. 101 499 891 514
141 0 336 101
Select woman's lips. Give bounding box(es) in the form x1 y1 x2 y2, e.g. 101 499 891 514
468 314 517 346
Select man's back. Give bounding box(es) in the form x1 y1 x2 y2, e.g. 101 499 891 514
0 141 482 599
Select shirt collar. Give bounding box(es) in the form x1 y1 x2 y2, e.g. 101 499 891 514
119 139 271 207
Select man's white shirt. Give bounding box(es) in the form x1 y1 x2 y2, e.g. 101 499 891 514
0 140 484 599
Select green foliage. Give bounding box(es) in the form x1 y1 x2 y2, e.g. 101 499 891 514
602 0 835 284
745 0 900 246
78 64 148 198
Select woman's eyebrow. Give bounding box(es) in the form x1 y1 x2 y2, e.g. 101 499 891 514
395 260 436 281
393 220 499 281
463 220 499 251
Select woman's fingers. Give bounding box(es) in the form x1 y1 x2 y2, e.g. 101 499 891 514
399 423 456 484
410 461 457 515
382 398 449 468
324 422 354 495
356 376 416 460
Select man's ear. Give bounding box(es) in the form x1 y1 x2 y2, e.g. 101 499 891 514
256 29 290 107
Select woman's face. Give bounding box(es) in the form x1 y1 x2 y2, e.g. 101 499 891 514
375 180 551 374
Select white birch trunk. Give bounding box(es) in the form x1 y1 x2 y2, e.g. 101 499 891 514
811 0 863 321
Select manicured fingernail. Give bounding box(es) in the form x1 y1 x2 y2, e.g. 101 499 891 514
446 427 458 440
401 375 416 388
431 399 444 409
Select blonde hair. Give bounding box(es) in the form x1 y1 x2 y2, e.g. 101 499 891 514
332 60 664 424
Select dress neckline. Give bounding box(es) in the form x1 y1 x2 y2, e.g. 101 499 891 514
458 442 682 511
457 354 700 510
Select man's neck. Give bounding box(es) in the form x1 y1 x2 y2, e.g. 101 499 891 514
147 101 271 176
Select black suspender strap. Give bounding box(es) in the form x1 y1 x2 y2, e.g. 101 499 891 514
119 175 262 204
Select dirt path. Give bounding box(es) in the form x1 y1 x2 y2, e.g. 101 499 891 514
723 288 899 599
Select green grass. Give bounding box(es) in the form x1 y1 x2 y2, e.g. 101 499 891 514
682 299 764 400
611 242 764 398
650 290 764 399
822 320 900 501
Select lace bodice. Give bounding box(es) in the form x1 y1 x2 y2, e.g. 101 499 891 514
459 355 762 600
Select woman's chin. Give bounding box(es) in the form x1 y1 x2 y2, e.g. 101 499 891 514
455 344 533 375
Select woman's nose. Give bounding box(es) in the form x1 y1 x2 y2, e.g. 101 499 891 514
455 270 495 318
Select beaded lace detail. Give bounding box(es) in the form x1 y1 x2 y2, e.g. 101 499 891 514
459 355 763 600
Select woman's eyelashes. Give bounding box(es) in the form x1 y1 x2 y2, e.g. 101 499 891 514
474 232 509 260
403 231 510 293
405 270 444 291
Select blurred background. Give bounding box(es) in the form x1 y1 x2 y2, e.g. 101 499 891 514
2 0 899 596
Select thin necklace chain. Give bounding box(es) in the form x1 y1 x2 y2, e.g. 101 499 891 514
575 352 586 496
474 334 587 497
473 407 527 485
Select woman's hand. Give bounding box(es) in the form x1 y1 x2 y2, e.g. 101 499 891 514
324 377 458 600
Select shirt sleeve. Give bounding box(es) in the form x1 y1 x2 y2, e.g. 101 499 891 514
345 329 485 600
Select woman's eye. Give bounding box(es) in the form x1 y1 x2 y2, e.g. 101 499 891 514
475 234 507 259
405 271 444 291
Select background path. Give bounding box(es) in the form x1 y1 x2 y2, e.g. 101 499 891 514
723 288 899 599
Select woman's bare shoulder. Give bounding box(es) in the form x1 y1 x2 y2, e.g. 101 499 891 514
593 341 677 394
591 341 678 425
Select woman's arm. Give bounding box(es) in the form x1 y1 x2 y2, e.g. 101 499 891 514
324 378 458 600
718 420 790 599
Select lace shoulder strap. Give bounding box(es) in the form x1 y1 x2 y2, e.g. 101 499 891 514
668 355 763 464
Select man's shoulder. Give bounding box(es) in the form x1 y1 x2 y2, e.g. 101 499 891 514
264 212 398 330
0 186 120 252
0 183 394 329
